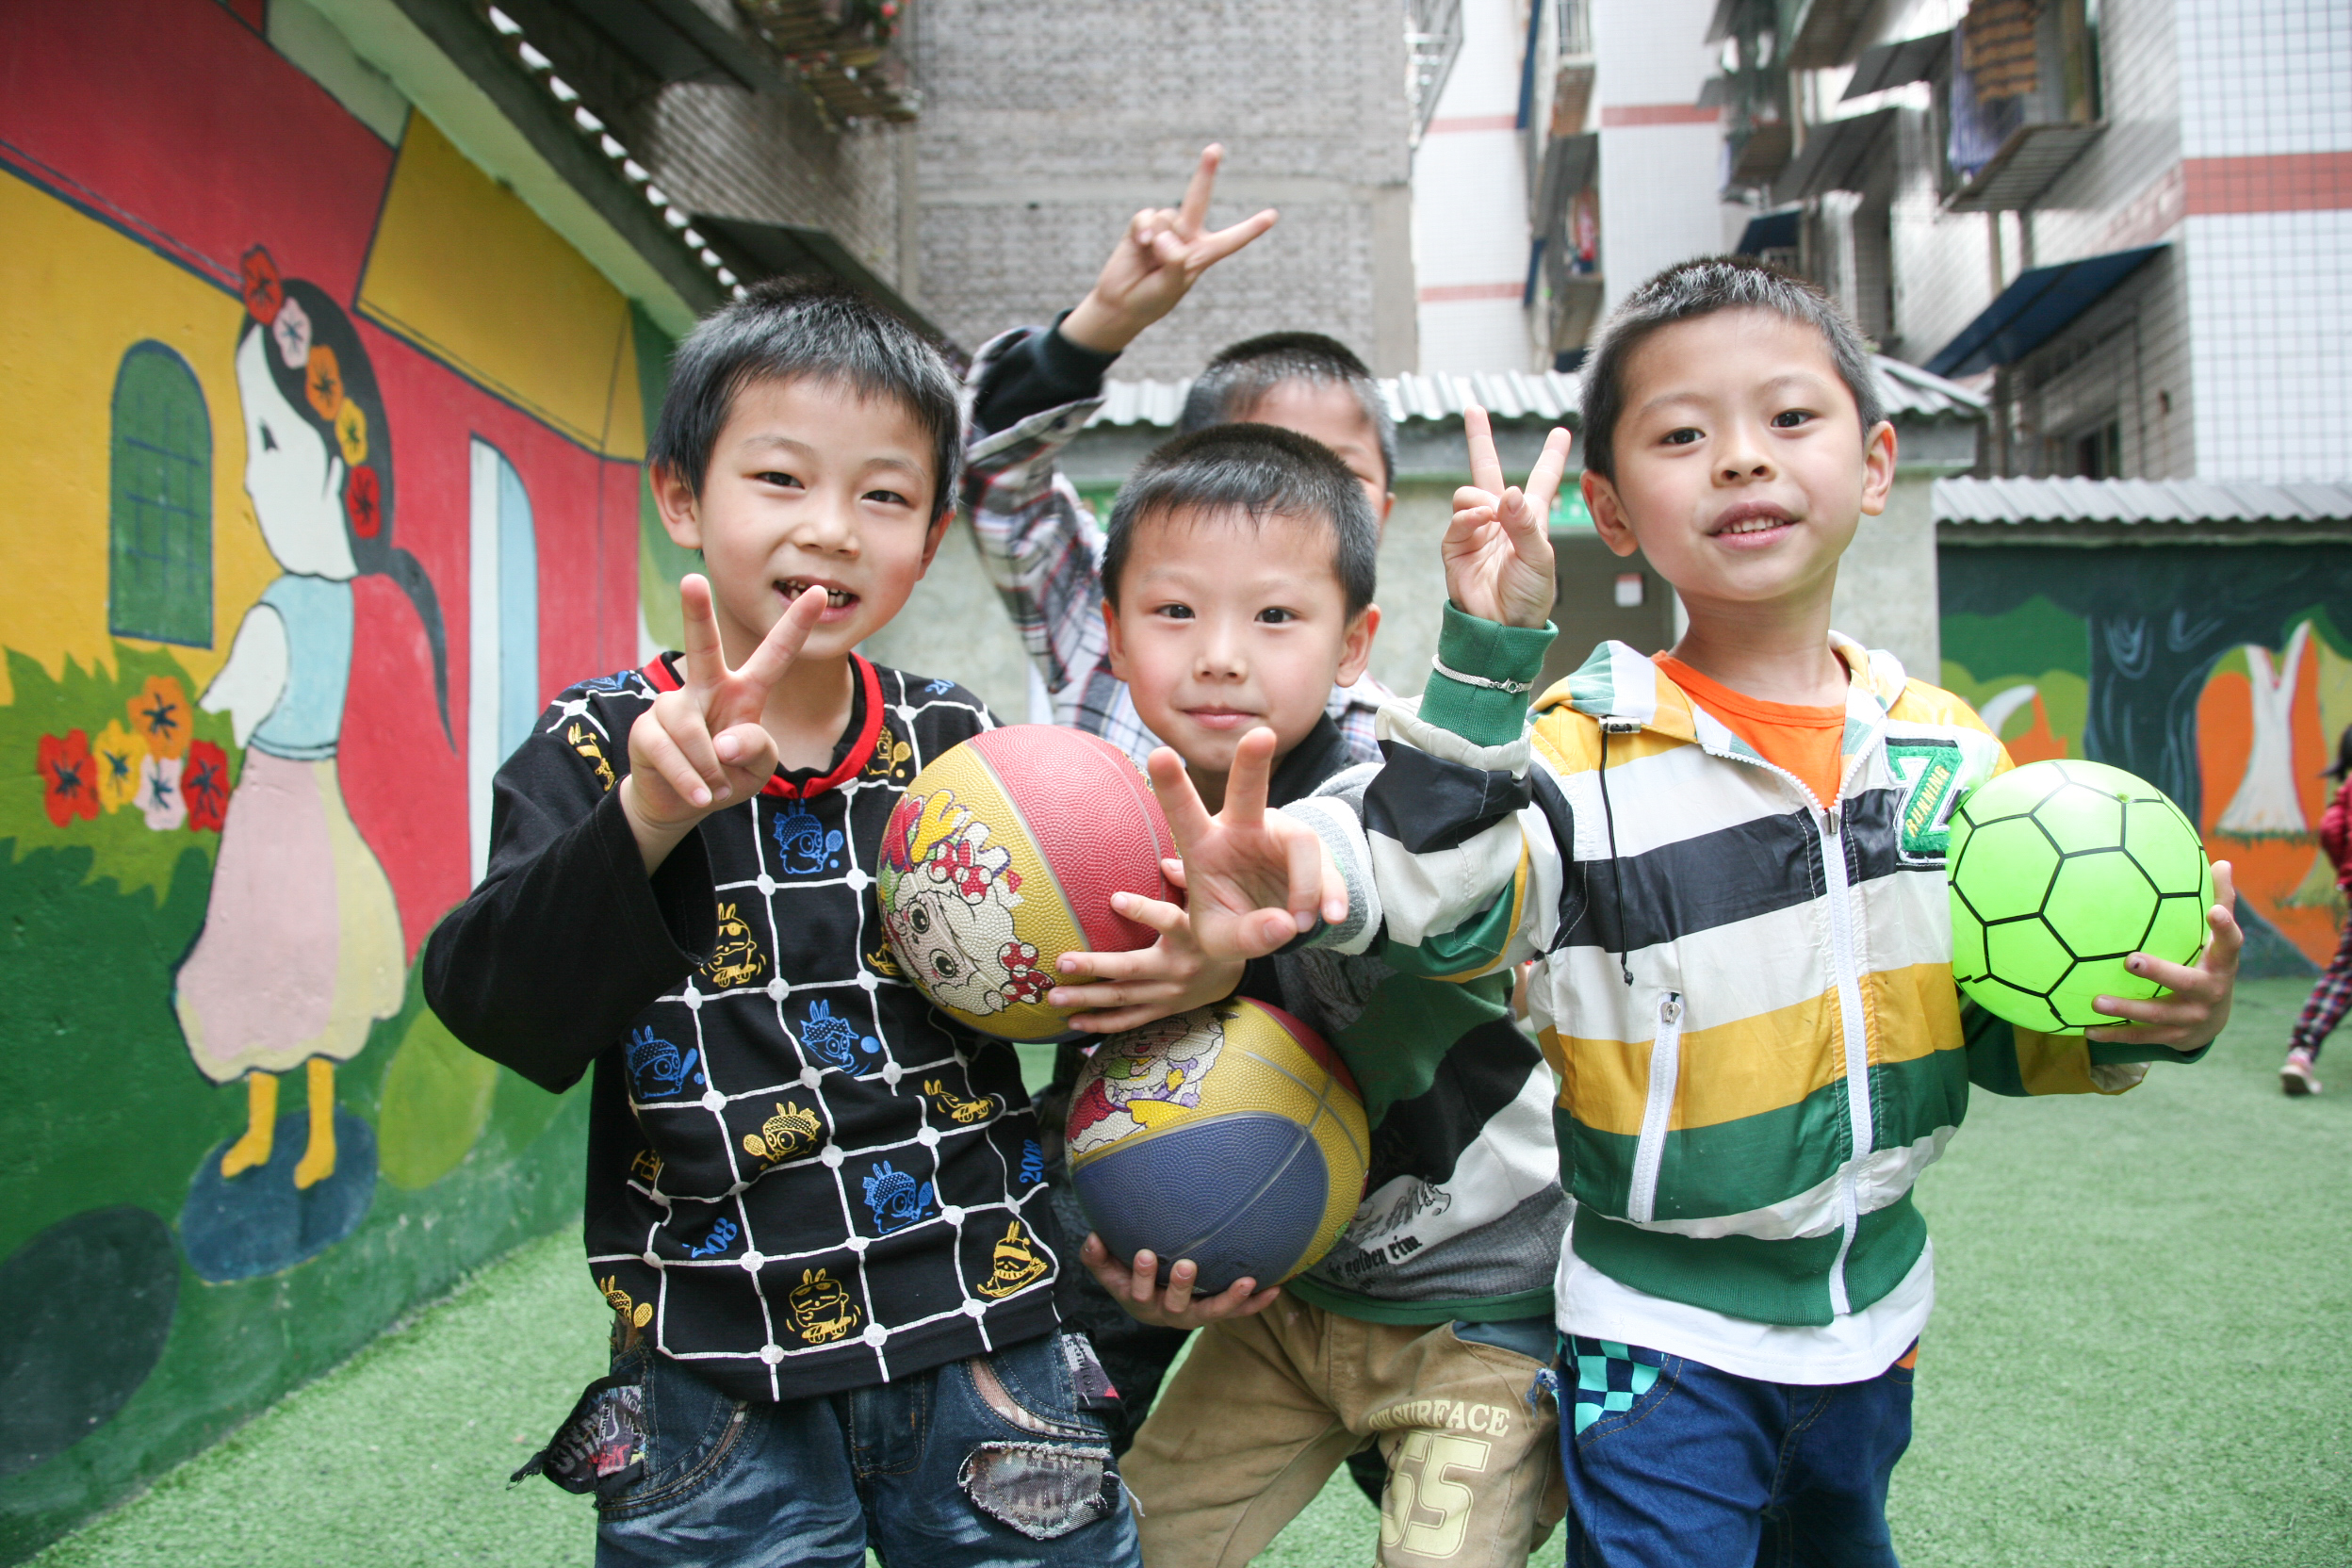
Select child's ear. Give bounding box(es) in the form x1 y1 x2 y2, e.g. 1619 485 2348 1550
1584 470 1642 560
1102 598 1132 681
1858 420 1898 517
649 462 703 550
1336 604 1380 687
916 508 954 576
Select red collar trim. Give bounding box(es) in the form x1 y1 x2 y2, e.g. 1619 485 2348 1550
637 653 886 803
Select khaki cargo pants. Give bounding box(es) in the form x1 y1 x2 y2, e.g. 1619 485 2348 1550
1122 1295 1565 1567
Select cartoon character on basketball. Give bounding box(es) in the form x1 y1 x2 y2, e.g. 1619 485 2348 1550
1065 1006 1232 1155
876 789 1038 1021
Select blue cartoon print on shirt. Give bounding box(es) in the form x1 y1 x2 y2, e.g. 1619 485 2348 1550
862 1161 935 1233
1018 1138 1045 1186
771 797 844 876
627 1025 703 1099
922 678 956 695
801 999 880 1070
578 669 644 694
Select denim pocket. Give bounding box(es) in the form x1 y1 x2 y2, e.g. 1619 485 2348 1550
956 1332 1123 1542
1563 1337 1678 1446
967 1332 1113 1441
596 1349 750 1518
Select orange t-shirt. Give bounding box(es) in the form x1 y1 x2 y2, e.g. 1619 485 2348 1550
1656 656 1848 808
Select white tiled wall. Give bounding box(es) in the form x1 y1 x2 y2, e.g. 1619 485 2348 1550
1411 0 1539 370
2176 0 2352 480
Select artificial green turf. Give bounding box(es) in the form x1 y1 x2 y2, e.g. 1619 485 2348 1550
36 979 2348 1564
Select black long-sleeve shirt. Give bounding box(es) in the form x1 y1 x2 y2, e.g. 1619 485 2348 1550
423 655 1061 1403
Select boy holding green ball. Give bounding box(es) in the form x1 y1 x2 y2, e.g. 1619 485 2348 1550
1163 257 2244 1565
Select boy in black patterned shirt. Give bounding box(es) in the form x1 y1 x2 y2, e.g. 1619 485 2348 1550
425 281 1140 1567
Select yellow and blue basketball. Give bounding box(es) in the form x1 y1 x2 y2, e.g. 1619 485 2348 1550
1066 999 1369 1293
876 726 1177 1042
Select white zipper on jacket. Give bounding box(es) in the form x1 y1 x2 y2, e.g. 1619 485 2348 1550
1819 802 1872 1316
1625 991 1685 1223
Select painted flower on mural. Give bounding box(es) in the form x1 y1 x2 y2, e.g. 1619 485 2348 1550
271 292 312 369
239 244 284 325
128 675 191 760
346 465 383 539
92 721 141 813
139 753 186 832
38 729 100 827
182 741 230 832
304 344 343 421
335 398 368 466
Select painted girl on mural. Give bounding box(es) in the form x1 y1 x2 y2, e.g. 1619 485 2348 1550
174 247 449 1188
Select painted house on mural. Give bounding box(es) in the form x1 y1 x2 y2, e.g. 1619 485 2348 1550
0 0 925 1556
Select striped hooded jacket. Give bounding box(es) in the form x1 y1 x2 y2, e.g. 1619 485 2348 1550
1292 608 2196 1332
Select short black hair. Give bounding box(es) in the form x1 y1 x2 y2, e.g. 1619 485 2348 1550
1176 332 1397 489
648 276 963 519
1578 256 1885 482
1103 424 1378 616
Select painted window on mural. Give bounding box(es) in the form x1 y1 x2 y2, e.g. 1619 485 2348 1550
467 436 539 881
108 341 213 646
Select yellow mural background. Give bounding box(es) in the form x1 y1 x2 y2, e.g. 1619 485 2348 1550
0 177 279 704
357 116 642 459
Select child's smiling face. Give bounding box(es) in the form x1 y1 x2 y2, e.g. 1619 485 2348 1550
1583 307 1895 616
656 373 945 669
1103 506 1374 808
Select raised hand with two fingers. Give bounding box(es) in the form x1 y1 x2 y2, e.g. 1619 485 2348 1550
1149 728 1348 964
620 574 828 870
1059 144 1281 355
1445 405 1571 629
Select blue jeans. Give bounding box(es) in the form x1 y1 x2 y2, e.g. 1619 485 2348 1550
1549 1337 1915 1568
594 1331 1141 1567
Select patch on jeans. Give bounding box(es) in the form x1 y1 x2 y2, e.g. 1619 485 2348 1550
511 1373 646 1494
1056 1331 1122 1414
1567 1337 1663 1436
958 1442 1119 1541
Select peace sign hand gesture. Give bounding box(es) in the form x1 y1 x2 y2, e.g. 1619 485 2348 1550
620 576 827 869
1059 144 1280 355
1444 406 1570 629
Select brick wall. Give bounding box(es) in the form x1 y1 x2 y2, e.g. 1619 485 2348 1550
908 0 1416 374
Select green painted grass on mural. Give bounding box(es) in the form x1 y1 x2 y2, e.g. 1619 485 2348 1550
31 981 2352 1566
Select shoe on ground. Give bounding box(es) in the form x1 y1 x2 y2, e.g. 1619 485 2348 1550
2282 1048 2323 1097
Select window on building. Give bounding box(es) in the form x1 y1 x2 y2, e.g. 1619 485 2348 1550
2073 418 2123 479
108 342 213 646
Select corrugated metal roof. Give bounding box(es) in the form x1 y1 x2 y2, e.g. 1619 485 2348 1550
1089 354 1985 430
1934 475 2352 526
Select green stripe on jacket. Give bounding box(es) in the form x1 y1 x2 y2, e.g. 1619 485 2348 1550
1571 1192 1930 1326
1558 1049 1970 1221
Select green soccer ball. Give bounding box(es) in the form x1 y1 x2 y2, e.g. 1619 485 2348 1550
1947 759 2214 1035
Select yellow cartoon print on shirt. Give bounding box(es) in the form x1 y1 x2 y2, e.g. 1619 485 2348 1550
790 1267 860 1344
742 1101 822 1165
701 903 765 988
975 1219 1048 1298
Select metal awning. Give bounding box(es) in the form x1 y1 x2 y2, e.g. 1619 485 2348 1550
1924 245 2164 377
692 216 952 346
1842 31 1948 100
563 0 789 95
1946 122 2105 212
1785 0 1876 69
1772 106 1896 202
1736 207 1801 254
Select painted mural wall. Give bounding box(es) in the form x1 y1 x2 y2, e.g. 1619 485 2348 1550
0 3 674 1556
1940 544 2352 978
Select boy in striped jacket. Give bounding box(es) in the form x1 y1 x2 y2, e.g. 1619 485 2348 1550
1159 258 2245 1565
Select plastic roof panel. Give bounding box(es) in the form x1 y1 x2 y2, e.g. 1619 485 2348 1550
1089 355 1985 431
1934 475 2352 526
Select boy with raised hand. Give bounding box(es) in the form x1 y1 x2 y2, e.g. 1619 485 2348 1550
961 142 1397 770
1165 257 2244 1565
424 281 1138 1568
1048 423 1570 1567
